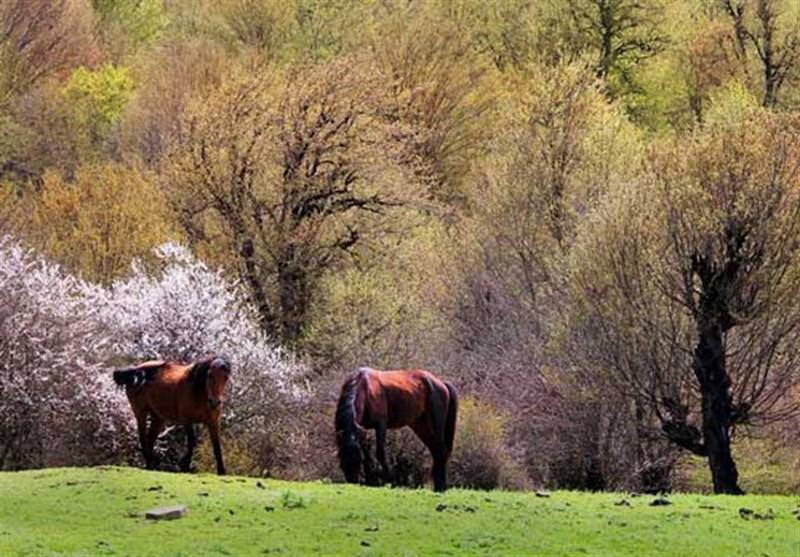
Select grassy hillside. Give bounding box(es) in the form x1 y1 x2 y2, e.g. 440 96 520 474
0 467 797 556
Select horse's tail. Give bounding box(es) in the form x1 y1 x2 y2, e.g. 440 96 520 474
444 381 458 458
112 362 164 389
335 370 365 483
112 367 145 389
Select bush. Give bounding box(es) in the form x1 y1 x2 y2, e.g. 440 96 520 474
383 397 527 491
449 399 527 490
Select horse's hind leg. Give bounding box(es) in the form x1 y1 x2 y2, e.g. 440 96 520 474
360 434 377 486
375 423 392 485
145 415 165 470
179 425 197 473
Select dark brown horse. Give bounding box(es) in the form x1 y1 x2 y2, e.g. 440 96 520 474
113 356 231 475
335 367 458 492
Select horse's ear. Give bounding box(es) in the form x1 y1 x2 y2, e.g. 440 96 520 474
212 357 231 375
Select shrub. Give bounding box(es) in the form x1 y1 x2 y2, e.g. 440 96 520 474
383 397 527 491
449 398 527 490
26 163 174 284
0 237 308 473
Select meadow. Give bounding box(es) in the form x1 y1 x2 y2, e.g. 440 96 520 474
1 467 797 557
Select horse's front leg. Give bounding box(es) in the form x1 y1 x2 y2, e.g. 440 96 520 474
179 425 197 473
375 423 392 485
207 420 226 475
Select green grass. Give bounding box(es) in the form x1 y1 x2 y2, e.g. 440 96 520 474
1 467 797 556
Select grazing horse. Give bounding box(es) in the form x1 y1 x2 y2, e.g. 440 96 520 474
113 356 231 475
335 368 458 492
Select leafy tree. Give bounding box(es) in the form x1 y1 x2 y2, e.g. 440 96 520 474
26 163 175 284
719 0 800 107
371 5 496 206
92 0 167 57
64 64 134 151
118 38 226 166
544 0 667 99
683 19 743 121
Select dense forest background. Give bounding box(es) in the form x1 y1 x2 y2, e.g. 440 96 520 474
1 0 798 494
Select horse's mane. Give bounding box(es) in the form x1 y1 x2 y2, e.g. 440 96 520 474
187 358 213 396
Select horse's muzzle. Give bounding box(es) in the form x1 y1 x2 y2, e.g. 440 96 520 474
208 398 221 410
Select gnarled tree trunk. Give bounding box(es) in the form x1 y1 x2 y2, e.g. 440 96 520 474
694 322 742 494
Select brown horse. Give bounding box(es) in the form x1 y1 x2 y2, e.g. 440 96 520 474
113 356 231 475
335 367 458 492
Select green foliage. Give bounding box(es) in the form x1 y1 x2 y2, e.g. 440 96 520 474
1 467 798 556
63 64 134 142
93 0 167 47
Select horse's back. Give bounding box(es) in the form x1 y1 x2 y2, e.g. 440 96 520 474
365 369 449 429
121 362 201 421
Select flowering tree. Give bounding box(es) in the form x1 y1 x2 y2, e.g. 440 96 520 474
93 243 308 471
0 236 131 469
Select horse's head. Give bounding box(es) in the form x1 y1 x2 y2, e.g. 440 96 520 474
206 357 231 410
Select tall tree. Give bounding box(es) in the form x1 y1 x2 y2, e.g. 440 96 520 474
561 0 667 96
570 103 800 493
0 0 94 108
165 60 425 345
720 0 800 107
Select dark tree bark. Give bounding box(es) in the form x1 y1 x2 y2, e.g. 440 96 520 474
694 321 742 494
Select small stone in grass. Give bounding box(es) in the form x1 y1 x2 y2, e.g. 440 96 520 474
145 505 187 520
535 491 551 498
360 541 371 547
649 498 671 507
256 481 265 489
614 500 631 507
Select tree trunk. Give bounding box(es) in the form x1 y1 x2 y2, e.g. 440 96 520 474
239 238 274 332
694 322 743 494
277 246 309 346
